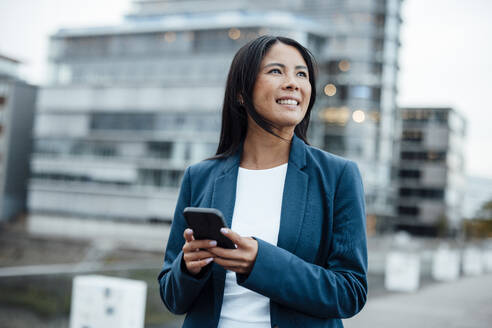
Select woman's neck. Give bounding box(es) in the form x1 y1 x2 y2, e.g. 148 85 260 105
240 124 293 170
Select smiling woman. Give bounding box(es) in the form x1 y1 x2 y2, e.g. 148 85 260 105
158 36 368 328
251 42 312 141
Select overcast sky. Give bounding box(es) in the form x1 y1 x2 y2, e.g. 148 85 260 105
0 0 491 179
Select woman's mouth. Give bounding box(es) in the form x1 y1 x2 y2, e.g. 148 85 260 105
276 98 299 106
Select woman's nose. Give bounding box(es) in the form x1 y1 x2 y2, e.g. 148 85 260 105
282 75 299 90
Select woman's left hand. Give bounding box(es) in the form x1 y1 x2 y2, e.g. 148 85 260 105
209 228 258 274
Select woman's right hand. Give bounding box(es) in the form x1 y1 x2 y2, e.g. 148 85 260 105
182 228 216 276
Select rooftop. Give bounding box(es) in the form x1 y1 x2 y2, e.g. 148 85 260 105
53 10 325 38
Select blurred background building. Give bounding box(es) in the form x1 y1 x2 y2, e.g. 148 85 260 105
28 0 404 239
395 107 466 236
0 54 37 222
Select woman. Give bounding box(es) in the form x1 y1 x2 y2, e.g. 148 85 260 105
158 35 367 328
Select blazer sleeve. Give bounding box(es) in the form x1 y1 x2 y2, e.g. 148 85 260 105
157 166 213 314
237 161 368 319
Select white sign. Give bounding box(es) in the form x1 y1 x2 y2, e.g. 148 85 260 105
384 251 420 292
462 248 483 276
432 248 460 281
70 275 147 328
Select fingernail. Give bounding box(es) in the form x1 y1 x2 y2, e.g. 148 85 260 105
220 228 228 234
186 229 193 234
209 240 217 247
205 257 213 263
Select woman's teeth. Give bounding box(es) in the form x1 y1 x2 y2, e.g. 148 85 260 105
277 99 298 105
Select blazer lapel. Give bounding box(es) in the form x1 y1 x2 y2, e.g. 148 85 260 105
211 145 242 228
277 134 309 254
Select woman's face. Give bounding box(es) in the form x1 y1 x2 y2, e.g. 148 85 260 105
251 42 312 133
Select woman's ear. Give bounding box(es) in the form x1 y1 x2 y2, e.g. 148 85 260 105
238 94 244 105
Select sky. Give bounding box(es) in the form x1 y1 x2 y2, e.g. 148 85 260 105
0 0 491 179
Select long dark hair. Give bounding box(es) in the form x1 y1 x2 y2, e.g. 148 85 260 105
208 35 317 160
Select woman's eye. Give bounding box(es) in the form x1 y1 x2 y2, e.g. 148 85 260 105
297 71 308 77
268 68 282 74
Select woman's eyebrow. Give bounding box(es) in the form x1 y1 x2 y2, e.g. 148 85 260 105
263 62 308 70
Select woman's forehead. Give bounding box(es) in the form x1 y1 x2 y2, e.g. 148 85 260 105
261 42 307 67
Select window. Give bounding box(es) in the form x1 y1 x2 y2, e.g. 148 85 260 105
372 63 383 74
373 38 384 52
91 112 220 133
402 130 423 143
399 169 420 179
91 113 155 131
323 134 345 154
398 206 419 216
401 109 431 122
375 14 385 27
350 85 371 99
33 172 131 187
434 111 448 123
194 29 247 53
399 188 444 200
400 151 446 162
138 169 183 188
147 141 172 159
93 142 117 157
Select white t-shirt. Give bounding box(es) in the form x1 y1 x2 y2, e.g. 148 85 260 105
217 163 288 328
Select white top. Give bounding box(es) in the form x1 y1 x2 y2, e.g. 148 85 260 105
218 163 288 328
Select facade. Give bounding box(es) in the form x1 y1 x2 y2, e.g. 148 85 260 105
396 107 466 236
0 54 37 221
129 0 404 220
29 0 403 233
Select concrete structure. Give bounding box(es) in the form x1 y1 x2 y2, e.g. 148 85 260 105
0 54 37 222
395 107 466 236
28 0 403 236
70 275 147 328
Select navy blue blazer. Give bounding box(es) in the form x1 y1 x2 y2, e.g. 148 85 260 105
158 134 368 328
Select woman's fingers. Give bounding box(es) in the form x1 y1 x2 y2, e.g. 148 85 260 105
208 231 258 274
183 228 194 242
213 257 241 267
186 257 214 274
220 228 243 247
181 228 257 274
213 257 250 273
182 239 217 253
183 250 215 262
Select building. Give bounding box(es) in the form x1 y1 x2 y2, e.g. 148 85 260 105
0 54 37 222
395 107 466 236
28 0 403 239
130 0 404 223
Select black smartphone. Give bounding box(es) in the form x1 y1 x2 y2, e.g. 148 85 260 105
183 207 236 249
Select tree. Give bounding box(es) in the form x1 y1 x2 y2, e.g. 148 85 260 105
463 198 492 239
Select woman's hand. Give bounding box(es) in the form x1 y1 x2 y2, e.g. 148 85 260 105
182 228 216 276
209 228 258 275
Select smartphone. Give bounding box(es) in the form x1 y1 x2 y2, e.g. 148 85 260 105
183 207 236 249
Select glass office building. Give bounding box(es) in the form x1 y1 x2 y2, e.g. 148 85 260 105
29 0 403 233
